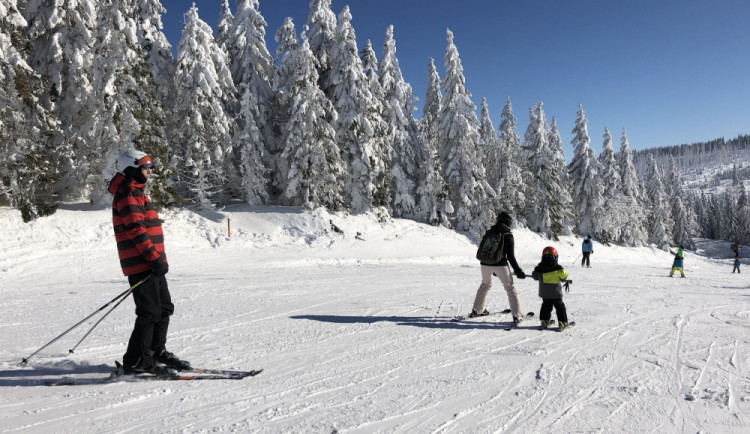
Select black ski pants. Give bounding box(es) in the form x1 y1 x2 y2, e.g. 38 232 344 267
581 252 591 267
123 271 174 368
540 298 567 323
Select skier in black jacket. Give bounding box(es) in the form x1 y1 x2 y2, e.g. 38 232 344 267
470 212 527 323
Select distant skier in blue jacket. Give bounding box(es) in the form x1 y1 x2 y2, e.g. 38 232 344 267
669 254 685 278
581 236 593 268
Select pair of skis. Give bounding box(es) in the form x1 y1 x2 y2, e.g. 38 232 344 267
451 309 535 331
44 362 263 386
538 321 577 332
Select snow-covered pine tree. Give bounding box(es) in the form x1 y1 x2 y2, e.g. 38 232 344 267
0 0 62 221
547 117 575 236
329 6 389 213
133 0 178 207
568 104 603 237
306 0 336 92
597 127 627 244
360 39 379 99
479 97 501 193
215 0 234 50
378 25 420 218
171 5 237 209
89 0 173 207
644 154 671 249
437 29 493 238
275 29 344 210
724 191 740 242
225 0 275 201
416 57 451 227
520 102 551 235
520 103 571 239
737 187 750 245
665 156 695 248
497 97 525 224
23 0 97 200
616 128 648 246
671 196 694 250
135 0 174 105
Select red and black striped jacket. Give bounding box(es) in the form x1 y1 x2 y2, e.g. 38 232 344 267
108 173 166 276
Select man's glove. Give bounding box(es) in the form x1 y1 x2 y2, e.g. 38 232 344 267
151 254 169 276
516 270 526 279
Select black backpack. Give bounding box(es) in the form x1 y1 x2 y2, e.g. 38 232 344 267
476 230 507 263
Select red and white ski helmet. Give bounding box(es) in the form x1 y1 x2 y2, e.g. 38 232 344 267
115 149 153 175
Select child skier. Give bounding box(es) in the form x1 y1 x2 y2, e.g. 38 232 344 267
669 253 685 278
531 246 571 330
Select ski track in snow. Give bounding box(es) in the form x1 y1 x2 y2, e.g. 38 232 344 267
0 206 748 433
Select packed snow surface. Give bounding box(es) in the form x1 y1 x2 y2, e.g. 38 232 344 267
1 204 748 433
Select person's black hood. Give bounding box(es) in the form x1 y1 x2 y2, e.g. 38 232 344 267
496 211 512 227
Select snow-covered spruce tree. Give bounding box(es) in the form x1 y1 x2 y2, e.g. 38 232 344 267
520 103 571 239
437 29 493 238
215 0 234 50
568 104 602 237
171 5 237 209
597 127 627 244
497 97 525 224
479 97 501 194
225 0 275 201
644 155 671 249
23 0 97 200
416 57 452 227
616 128 648 246
135 0 174 105
378 25 421 218
0 0 62 221
724 191 740 242
665 156 695 248
133 0 178 207
329 6 389 213
671 196 694 250
547 117 575 236
305 0 336 92
361 39 379 100
275 30 344 210
520 103 551 235
737 187 750 245
89 0 174 207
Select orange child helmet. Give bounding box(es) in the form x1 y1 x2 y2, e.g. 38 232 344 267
542 246 558 258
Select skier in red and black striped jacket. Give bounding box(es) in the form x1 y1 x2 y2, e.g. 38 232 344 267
108 150 189 375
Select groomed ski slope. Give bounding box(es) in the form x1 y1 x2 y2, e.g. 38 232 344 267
0 204 748 433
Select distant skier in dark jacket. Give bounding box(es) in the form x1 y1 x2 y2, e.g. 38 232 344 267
581 236 593 267
532 246 570 330
470 212 527 324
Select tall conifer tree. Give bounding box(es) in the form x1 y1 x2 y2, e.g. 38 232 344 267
437 29 492 238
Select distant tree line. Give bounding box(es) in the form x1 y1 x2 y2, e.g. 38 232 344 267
1 0 746 249
633 135 750 245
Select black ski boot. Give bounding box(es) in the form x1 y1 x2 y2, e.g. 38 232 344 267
468 309 490 318
155 349 191 370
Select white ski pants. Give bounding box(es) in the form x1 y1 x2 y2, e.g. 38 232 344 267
473 264 523 318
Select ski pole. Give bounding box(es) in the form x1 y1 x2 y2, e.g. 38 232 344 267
18 276 150 366
67 280 139 356
572 253 581 266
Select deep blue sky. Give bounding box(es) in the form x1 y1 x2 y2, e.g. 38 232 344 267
159 0 750 154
